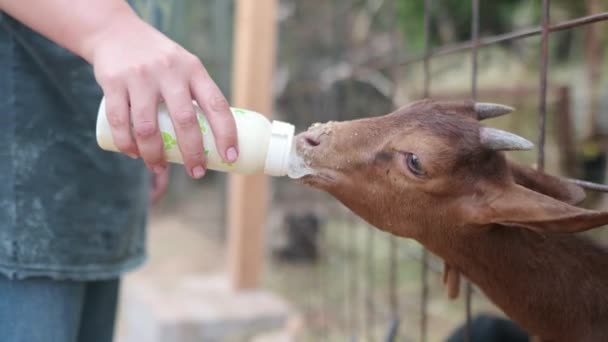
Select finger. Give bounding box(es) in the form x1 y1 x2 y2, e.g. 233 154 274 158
190 69 238 163
160 83 206 179
128 78 166 174
150 168 169 204
101 86 139 158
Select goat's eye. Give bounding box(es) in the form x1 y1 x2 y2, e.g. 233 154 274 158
405 153 425 176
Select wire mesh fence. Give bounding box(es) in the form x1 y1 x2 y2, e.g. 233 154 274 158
143 0 608 340
264 1 608 341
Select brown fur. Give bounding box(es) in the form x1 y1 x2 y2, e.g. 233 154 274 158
296 99 608 342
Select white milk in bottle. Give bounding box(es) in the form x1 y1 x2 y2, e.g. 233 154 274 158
96 97 307 177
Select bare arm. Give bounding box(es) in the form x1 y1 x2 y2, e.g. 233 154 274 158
0 0 239 179
0 0 134 62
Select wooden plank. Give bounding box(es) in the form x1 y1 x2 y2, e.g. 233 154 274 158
227 0 277 290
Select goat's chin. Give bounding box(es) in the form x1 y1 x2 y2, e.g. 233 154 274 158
298 171 338 190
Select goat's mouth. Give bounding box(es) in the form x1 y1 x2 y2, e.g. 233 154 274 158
299 171 337 187
293 131 339 187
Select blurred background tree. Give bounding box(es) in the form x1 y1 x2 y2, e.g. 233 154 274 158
395 0 605 61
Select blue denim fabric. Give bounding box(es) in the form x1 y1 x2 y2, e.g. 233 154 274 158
0 274 120 342
0 12 150 280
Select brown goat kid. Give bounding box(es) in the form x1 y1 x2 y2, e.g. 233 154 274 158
295 99 608 342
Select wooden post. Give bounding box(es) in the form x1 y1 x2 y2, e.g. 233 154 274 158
227 0 277 290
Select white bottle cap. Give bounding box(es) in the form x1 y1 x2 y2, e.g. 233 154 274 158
264 120 295 177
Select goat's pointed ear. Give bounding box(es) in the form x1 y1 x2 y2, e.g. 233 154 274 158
508 160 586 205
464 184 608 234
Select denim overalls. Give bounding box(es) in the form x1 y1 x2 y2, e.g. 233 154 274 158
0 12 150 281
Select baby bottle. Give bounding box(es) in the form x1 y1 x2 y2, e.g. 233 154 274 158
96 97 299 177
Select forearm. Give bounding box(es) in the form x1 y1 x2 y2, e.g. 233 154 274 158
0 0 140 63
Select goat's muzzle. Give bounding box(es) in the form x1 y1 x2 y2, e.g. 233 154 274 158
294 123 339 188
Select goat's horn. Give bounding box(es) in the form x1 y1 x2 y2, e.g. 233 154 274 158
480 127 534 151
474 102 515 120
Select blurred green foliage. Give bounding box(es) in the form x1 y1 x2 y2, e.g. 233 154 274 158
395 0 595 53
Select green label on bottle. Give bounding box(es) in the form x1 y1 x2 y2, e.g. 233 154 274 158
197 115 208 134
162 131 177 150
232 108 248 116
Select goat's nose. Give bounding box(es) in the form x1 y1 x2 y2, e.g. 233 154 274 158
302 132 321 147
301 121 334 148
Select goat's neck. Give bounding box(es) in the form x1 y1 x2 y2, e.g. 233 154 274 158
417 225 608 341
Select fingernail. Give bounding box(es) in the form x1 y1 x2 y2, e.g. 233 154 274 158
226 147 238 163
192 166 206 179
153 165 166 174
127 153 138 159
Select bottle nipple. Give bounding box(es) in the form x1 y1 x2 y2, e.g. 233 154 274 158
286 145 314 179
